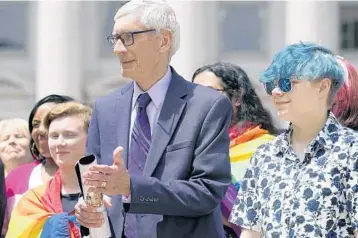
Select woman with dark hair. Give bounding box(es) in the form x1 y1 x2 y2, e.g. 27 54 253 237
193 62 277 137
192 62 277 238
28 95 75 161
4 94 73 235
332 56 358 130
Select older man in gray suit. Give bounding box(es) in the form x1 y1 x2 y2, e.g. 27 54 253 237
75 1 232 237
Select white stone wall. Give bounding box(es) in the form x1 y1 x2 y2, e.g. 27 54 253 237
0 1 358 127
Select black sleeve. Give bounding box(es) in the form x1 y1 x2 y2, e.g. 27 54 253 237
0 160 6 234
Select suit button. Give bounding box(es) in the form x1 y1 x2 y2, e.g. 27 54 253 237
140 196 145 202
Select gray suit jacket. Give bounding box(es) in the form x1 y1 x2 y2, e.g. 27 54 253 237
86 67 232 238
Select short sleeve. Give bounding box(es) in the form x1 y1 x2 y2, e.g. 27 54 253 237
346 141 358 231
229 145 264 233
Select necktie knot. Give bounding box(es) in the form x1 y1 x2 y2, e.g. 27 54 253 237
137 93 151 109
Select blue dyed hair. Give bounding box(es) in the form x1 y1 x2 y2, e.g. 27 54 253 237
260 42 344 96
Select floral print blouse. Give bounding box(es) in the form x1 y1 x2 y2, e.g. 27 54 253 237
229 112 358 237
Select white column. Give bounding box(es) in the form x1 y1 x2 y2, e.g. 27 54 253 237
318 2 339 53
285 1 339 52
169 2 218 80
267 2 286 58
35 1 83 100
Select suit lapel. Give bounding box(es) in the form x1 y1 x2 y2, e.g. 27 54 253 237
115 83 133 168
143 70 188 176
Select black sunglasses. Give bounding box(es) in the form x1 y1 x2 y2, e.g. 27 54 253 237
263 78 292 95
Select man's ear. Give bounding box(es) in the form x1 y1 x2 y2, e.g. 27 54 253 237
158 29 172 54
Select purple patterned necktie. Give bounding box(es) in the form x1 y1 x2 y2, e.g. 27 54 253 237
125 92 152 238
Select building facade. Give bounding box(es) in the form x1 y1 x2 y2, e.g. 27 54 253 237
0 1 357 127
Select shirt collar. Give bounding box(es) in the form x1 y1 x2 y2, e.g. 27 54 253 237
273 111 342 156
132 66 172 110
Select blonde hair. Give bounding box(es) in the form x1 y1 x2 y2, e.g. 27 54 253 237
43 102 92 132
0 118 30 140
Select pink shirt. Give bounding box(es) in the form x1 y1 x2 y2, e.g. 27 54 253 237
3 161 40 235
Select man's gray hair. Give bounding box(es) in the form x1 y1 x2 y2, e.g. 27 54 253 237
114 0 180 59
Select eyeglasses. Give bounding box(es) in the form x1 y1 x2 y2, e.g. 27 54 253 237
263 78 292 95
107 29 156 48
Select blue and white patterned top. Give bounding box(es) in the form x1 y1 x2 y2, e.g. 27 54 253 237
229 112 358 237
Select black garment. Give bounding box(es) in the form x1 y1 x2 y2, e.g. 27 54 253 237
224 225 238 238
0 161 6 235
60 193 80 213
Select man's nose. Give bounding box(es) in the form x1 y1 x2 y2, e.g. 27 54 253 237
113 40 127 54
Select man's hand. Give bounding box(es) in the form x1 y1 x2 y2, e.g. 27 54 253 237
83 146 131 196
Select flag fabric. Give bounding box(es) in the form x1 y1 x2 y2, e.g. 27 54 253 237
6 172 80 238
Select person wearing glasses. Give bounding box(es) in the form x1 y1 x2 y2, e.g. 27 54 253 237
229 42 358 237
192 62 277 237
75 1 232 238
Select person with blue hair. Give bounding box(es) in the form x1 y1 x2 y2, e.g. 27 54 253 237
229 42 358 237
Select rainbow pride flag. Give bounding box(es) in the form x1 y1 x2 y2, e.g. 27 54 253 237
230 129 275 183
5 172 81 238
221 127 275 236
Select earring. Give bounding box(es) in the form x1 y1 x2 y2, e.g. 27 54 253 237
31 143 37 155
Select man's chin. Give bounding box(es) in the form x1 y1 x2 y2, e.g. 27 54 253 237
121 68 135 78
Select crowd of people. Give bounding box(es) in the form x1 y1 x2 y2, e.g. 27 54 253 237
1 1 358 238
